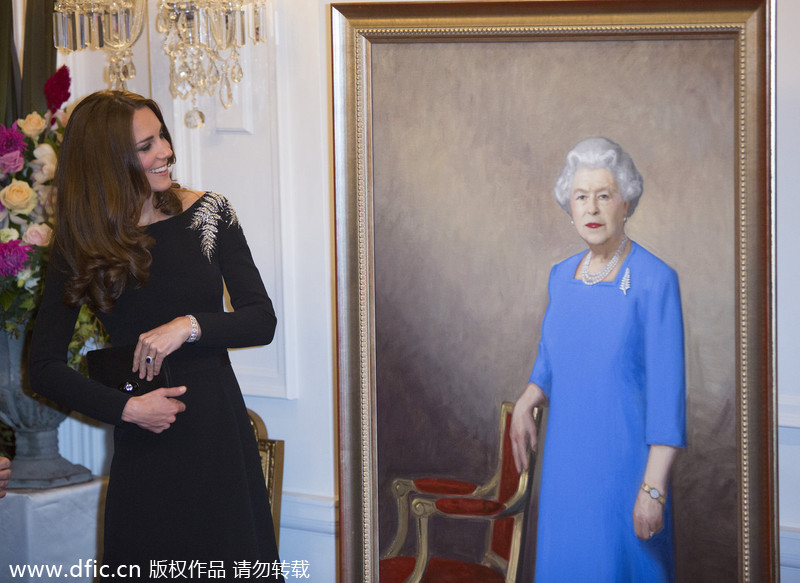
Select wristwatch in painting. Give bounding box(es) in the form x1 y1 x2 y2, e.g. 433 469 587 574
641 482 666 505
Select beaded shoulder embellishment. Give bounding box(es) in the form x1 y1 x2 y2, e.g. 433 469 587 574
188 192 240 261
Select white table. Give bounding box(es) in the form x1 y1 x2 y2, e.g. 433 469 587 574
0 477 107 582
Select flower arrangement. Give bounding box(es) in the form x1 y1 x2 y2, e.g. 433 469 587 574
0 66 106 373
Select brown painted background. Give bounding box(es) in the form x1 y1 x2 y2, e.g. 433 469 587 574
371 38 736 581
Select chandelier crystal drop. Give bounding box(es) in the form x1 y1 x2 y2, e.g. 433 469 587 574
53 0 146 90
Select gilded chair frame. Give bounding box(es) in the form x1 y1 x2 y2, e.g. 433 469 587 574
248 408 285 548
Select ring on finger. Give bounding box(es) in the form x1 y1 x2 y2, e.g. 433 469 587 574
145 355 153 365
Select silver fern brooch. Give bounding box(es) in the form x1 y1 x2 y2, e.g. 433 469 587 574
188 192 240 261
619 267 631 295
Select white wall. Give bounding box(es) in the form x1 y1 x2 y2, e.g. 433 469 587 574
777 0 800 579
49 0 800 580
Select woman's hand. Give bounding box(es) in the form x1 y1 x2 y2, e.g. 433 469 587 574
510 383 547 473
133 317 196 380
633 488 665 540
121 387 187 433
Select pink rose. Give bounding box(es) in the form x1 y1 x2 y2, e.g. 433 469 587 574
22 223 53 246
0 150 24 175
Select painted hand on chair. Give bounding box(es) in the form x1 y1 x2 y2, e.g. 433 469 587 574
510 382 547 472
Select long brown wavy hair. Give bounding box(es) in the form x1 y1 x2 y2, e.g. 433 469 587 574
52 91 183 313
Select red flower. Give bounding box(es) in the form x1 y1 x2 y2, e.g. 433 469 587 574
44 66 71 113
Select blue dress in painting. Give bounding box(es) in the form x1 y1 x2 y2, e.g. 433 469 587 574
529 241 686 583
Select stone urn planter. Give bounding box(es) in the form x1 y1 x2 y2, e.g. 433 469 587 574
0 331 92 488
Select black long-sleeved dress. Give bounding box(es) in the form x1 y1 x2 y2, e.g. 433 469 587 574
29 192 281 580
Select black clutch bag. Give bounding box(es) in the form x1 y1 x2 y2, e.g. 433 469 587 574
86 345 172 395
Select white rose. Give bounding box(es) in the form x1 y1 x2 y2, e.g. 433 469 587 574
34 184 55 213
0 227 20 242
16 267 40 292
17 112 48 138
0 179 37 214
22 223 53 246
30 144 58 184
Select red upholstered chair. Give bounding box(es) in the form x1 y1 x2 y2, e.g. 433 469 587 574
380 402 543 583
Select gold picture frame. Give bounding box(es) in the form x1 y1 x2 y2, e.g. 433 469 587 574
331 2 776 581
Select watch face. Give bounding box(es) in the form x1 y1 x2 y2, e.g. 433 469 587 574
649 488 661 499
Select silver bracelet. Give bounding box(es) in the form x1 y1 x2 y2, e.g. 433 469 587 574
185 314 200 343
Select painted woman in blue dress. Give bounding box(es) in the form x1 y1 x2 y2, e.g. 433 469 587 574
510 137 686 582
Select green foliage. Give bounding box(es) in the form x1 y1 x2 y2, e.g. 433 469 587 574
67 305 108 376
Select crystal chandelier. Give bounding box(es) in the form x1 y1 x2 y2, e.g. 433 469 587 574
156 1 270 128
53 0 146 90
53 0 271 129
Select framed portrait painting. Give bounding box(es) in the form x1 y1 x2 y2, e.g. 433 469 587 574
331 1 776 581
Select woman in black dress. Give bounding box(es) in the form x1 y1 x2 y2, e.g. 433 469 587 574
29 91 282 580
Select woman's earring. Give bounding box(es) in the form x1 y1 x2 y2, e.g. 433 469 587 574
570 219 574 225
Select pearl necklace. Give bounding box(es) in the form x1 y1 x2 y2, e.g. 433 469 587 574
581 234 628 285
